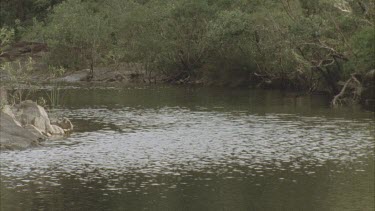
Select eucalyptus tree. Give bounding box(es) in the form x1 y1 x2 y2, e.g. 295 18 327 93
19 0 374 94
42 0 114 74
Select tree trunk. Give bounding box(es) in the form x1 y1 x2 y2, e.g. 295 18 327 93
0 86 8 105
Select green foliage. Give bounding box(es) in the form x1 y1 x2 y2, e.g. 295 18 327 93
0 0 63 42
347 26 375 73
0 27 15 53
40 0 114 69
0 58 37 104
4 0 374 89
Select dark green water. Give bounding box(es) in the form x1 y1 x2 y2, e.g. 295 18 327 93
1 85 374 211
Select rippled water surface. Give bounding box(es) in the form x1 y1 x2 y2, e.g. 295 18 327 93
1 86 374 211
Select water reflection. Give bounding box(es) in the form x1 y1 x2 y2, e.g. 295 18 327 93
1 86 374 210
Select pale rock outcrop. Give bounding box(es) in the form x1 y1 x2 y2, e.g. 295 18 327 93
0 106 42 150
24 124 45 138
55 117 74 132
1 101 73 150
12 100 65 136
53 69 91 83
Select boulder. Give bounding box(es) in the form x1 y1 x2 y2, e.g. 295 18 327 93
55 117 74 132
364 69 375 85
0 107 43 150
54 69 91 83
50 124 65 135
24 124 46 138
0 101 72 150
12 100 65 136
2 105 16 120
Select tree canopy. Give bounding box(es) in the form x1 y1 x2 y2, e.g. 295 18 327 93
1 0 374 90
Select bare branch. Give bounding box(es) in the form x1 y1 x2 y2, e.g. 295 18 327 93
332 77 352 107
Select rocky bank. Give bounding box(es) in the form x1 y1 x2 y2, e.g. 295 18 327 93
0 100 73 150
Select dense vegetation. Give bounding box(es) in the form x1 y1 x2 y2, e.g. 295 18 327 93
1 0 374 95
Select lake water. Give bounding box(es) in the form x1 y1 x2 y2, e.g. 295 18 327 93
0 85 374 210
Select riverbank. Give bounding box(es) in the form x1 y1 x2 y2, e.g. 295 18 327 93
1 42 374 110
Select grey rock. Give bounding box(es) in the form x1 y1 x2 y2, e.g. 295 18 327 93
13 100 65 136
24 124 45 139
0 109 43 150
56 117 74 132
50 124 65 135
1 100 74 150
53 69 91 83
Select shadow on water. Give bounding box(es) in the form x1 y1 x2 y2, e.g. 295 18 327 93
1 85 374 210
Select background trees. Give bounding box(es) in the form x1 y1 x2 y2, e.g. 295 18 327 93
1 0 374 92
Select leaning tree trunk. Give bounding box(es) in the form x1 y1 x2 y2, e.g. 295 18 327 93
0 86 8 105
331 74 362 107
